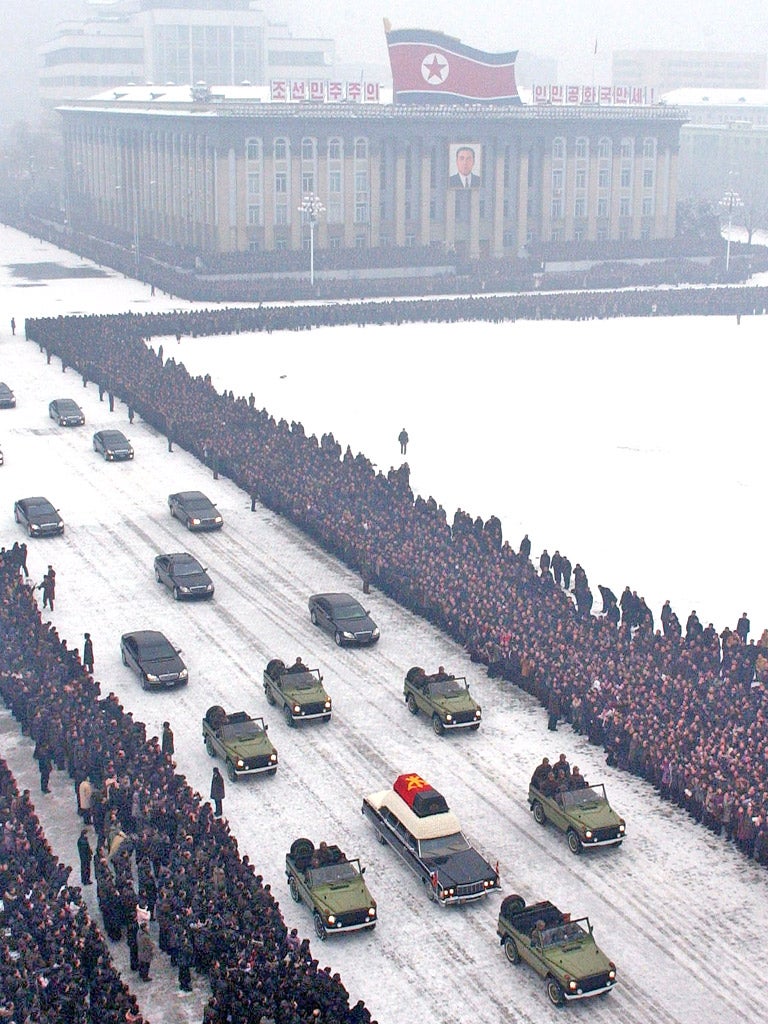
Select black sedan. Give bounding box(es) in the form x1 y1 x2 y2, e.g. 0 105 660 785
14 496 64 537
93 429 134 461
0 382 16 409
154 552 215 600
120 630 188 690
49 398 85 426
308 592 380 647
168 490 223 531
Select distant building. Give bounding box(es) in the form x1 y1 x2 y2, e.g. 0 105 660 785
38 0 337 117
663 89 768 218
58 82 685 265
613 50 766 96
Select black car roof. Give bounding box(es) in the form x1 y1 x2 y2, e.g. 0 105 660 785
96 429 129 440
52 398 81 408
312 592 360 607
122 630 170 644
172 490 213 502
19 496 54 507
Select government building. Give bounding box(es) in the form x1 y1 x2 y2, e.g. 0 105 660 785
57 55 687 269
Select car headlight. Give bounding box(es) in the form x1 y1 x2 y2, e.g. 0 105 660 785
568 980 578 992
342 630 355 640
206 583 214 592
608 968 616 980
292 704 301 714
584 830 593 839
372 627 380 638
327 915 336 925
214 516 222 523
619 822 626 833
324 700 331 710
30 524 41 532
235 759 244 768
180 586 191 593
445 713 453 722
146 672 159 682
368 907 376 917
475 708 482 718
269 752 277 762
179 669 188 680
191 518 201 525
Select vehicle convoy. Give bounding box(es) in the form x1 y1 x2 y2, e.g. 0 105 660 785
362 773 499 905
308 592 379 646
496 895 617 1006
202 705 277 780
403 666 481 734
263 658 332 726
285 837 377 940
528 772 625 854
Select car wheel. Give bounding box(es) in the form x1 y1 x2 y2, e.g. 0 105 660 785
28 523 34 537
503 938 520 965
264 684 276 706
141 675 150 691
334 630 343 646
567 830 582 855
288 877 301 903
313 912 327 941
205 736 215 757
310 608 318 626
267 766 278 776
169 505 175 518
155 570 162 584
470 723 481 731
532 801 547 826
501 894 526 916
375 831 387 846
283 705 295 728
432 715 445 737
173 586 181 601
225 761 237 783
424 877 438 903
406 693 419 715
546 978 565 1007
322 714 331 723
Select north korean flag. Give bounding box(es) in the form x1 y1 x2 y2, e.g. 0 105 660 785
386 26 520 105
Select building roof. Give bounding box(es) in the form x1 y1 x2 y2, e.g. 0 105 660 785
662 88 768 108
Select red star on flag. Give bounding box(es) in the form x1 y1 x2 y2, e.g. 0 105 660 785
423 54 447 82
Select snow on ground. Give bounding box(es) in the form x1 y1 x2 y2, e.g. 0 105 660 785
1 225 768 1024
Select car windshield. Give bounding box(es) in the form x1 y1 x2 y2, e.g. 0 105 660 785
220 721 263 741
560 785 607 810
309 861 360 886
336 604 366 620
173 559 202 576
286 670 320 690
28 500 55 513
429 678 468 698
419 832 471 858
140 641 175 660
538 921 587 947
102 432 127 445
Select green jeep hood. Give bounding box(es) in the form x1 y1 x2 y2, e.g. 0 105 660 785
312 877 374 915
567 801 621 830
226 736 273 759
433 692 477 714
543 936 611 978
283 680 329 704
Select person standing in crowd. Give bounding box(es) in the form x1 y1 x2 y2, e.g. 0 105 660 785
137 922 154 981
398 427 409 455
77 828 93 886
35 739 53 793
737 612 750 644
83 633 94 673
519 533 531 559
38 569 56 610
78 775 93 824
210 766 225 817
161 721 174 760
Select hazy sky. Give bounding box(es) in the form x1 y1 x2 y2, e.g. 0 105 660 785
2 1 768 133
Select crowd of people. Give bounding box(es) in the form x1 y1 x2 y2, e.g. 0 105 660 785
4 296 768 1021
0 550 375 1024
21 303 768 875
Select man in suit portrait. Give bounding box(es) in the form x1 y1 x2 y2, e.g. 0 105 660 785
449 145 481 188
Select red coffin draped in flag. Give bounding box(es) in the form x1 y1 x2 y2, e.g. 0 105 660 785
393 773 450 817
385 25 520 105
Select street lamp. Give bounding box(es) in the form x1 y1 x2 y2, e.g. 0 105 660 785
298 193 324 287
720 186 742 273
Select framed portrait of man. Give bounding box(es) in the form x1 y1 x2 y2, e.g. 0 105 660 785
449 143 482 188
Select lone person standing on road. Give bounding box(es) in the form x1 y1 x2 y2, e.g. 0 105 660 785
161 721 175 760
398 427 409 455
83 633 94 673
210 766 225 817
10 317 15 335
77 828 93 885
39 570 56 611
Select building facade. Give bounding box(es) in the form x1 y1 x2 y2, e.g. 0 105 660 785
613 50 766 96
59 85 686 262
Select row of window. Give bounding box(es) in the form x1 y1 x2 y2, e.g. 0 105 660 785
551 196 654 219
247 138 369 162
552 136 657 159
552 167 656 191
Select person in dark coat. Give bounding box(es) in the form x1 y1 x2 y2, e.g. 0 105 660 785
210 766 225 817
737 612 750 644
77 828 93 885
83 633 94 673
35 740 53 793
137 923 154 981
38 571 56 610
519 533 531 559
547 689 561 732
177 933 194 992
161 721 174 758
